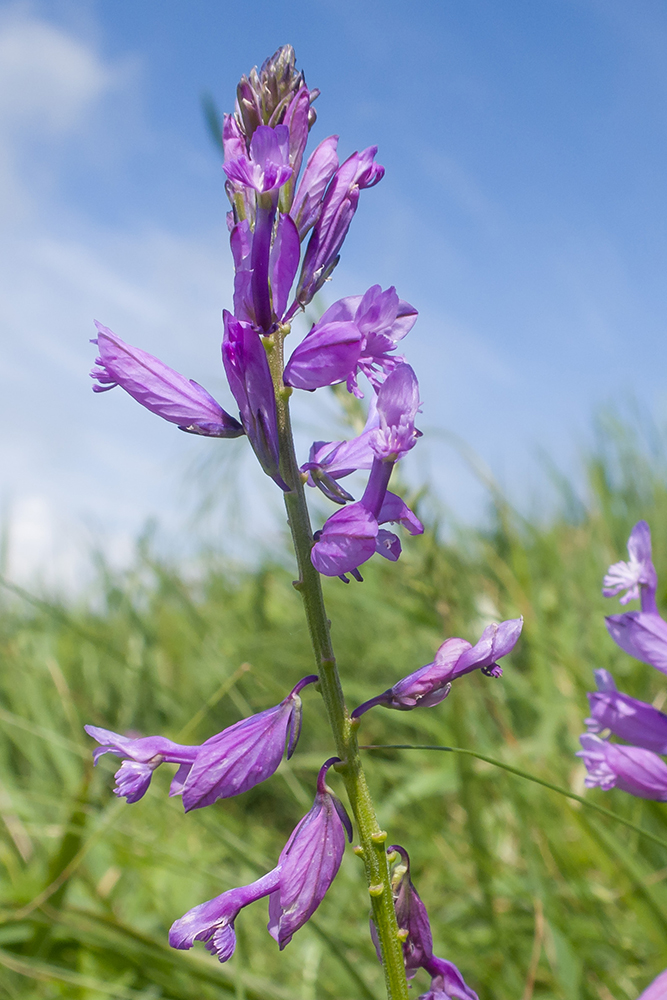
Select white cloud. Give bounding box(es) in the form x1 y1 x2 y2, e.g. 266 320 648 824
0 10 113 130
0 10 247 588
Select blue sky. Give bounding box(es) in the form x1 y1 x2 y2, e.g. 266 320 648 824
1 0 667 585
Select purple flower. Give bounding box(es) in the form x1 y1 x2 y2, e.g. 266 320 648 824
223 124 292 195
85 676 317 808
419 956 479 1000
577 733 667 800
268 756 352 949
169 757 352 962
603 521 658 610
90 324 243 438
310 366 423 579
295 148 385 307
638 968 667 1000
222 311 288 490
284 285 417 394
353 618 523 717
290 135 339 239
585 669 667 753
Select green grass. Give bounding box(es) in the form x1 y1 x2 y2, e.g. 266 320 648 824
2 414 667 999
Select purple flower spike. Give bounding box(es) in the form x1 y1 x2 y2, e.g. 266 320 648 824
603 521 658 611
180 675 318 812
638 968 667 1000
296 147 385 307
90 324 244 438
577 733 667 800
84 726 199 804
352 618 523 717
223 124 292 195
169 867 281 962
268 756 352 949
419 956 480 1000
222 311 289 490
170 756 351 963
585 669 667 753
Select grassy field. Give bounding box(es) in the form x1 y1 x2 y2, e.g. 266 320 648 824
1 416 667 999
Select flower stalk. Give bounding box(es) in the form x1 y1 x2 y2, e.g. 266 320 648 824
267 326 410 1000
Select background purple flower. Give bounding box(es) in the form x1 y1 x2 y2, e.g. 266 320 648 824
577 733 667 800
268 757 352 949
91 324 243 438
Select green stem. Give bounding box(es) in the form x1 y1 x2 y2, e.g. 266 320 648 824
266 329 409 1000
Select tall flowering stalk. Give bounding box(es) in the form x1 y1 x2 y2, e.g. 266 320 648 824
86 46 501 1000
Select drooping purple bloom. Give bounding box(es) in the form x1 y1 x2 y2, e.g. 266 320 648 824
90 324 244 438
295 148 385 308
310 366 423 578
638 968 667 1000
85 676 317 808
603 521 667 673
222 311 288 490
372 845 433 978
577 733 667 800
169 757 352 962
352 618 523 717
223 124 292 195
585 669 667 754
371 846 478 1000
284 285 417 394
419 956 480 1000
